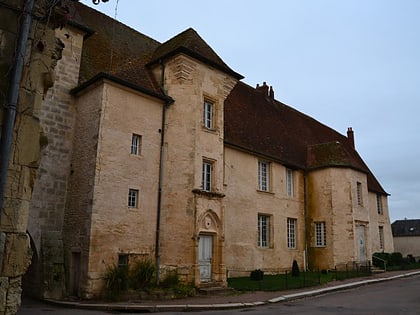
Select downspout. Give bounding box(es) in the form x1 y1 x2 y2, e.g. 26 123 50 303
155 60 172 284
303 171 309 271
0 0 35 218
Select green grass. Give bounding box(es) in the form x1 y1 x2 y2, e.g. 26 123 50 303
228 272 332 291
228 269 373 291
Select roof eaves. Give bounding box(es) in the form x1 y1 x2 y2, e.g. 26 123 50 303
70 72 174 103
66 20 95 39
147 47 244 80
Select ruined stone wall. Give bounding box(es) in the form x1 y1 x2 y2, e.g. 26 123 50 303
26 24 84 300
0 1 67 312
224 147 305 276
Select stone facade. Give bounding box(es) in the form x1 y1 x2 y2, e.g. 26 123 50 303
1 2 394 304
0 1 70 313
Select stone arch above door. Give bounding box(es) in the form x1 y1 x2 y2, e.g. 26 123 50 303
197 209 222 234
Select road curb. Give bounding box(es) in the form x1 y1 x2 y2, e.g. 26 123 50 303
44 270 420 312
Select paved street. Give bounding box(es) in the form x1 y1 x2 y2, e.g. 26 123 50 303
18 274 420 315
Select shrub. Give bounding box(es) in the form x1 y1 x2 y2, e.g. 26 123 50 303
389 252 403 266
130 258 156 289
292 260 300 277
160 272 180 288
104 264 128 300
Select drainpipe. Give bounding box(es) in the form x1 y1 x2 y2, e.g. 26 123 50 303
303 172 309 271
0 0 35 219
155 60 172 284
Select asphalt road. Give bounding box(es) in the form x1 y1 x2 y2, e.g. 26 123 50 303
18 274 420 315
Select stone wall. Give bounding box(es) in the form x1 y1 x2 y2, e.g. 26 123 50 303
224 147 305 276
0 1 67 312
26 24 85 300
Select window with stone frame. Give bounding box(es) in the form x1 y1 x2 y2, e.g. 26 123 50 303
287 218 297 249
128 189 139 208
131 134 142 155
315 221 326 247
356 182 363 206
258 160 270 192
258 214 271 248
203 99 214 129
376 194 383 214
286 168 294 197
202 159 214 192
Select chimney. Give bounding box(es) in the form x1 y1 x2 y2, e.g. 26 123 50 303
347 127 355 149
256 81 269 96
269 86 274 99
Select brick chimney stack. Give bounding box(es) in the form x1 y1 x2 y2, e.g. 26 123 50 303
347 127 355 149
256 81 269 96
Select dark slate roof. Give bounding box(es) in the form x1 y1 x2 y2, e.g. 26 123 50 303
148 28 243 80
224 81 388 195
69 2 164 99
392 219 420 237
69 3 242 98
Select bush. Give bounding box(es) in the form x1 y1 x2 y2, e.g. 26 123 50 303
104 264 128 300
389 252 403 266
292 260 300 277
160 272 180 288
250 269 264 281
130 258 156 289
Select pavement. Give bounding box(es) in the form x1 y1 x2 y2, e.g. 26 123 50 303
44 269 420 313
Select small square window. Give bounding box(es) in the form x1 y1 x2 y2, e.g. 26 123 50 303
131 134 142 155
203 100 214 129
128 189 139 208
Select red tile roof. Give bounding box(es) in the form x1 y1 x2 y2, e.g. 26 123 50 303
224 81 388 195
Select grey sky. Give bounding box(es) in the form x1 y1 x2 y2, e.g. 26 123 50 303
82 0 420 222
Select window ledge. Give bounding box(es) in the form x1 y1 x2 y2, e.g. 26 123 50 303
257 189 274 195
192 189 225 199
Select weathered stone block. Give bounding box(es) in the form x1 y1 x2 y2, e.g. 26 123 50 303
1 233 31 277
0 197 30 233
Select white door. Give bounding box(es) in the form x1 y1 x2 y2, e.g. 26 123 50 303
359 225 367 262
199 235 213 282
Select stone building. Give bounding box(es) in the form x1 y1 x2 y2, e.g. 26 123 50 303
18 2 394 300
392 219 420 260
0 0 77 313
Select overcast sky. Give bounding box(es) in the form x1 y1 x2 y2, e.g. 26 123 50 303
81 0 420 222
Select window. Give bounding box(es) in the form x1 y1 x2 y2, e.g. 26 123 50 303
202 160 213 192
315 222 326 247
258 160 270 192
203 100 213 129
118 254 128 270
131 134 142 155
258 214 270 248
356 182 363 206
287 218 297 249
376 194 383 214
286 168 294 196
128 189 139 208
379 226 384 250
